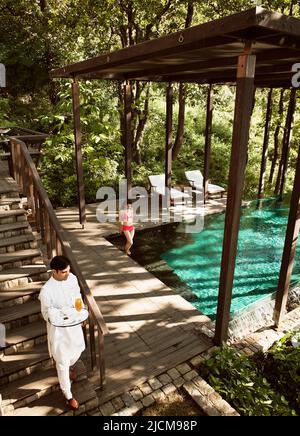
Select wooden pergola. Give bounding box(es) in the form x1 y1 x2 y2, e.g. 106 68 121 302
51 7 300 344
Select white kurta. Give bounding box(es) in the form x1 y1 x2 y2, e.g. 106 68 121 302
39 273 85 366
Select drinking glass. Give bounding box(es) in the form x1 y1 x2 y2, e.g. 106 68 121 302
75 297 83 312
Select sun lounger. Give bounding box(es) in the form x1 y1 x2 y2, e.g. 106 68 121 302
185 170 225 198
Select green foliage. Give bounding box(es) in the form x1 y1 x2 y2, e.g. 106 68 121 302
38 81 122 206
254 329 300 414
199 345 297 416
1 0 300 206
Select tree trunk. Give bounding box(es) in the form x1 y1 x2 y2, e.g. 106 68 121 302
258 88 273 199
269 89 284 185
171 1 194 161
118 83 125 148
133 86 150 165
275 88 297 196
115 0 174 165
39 0 47 12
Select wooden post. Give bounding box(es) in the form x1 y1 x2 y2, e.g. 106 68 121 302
258 88 273 199
71 80 86 228
279 88 297 198
56 237 62 256
124 83 132 197
45 212 51 259
33 187 41 233
204 84 213 203
98 332 105 389
214 51 256 345
165 84 173 195
89 316 96 370
39 199 45 241
9 140 17 181
274 145 300 326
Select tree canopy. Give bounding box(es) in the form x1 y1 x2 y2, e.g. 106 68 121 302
0 0 299 206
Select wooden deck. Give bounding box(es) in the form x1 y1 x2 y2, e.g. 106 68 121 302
55 202 226 404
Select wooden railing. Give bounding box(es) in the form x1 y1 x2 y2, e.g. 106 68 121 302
1 126 47 175
9 137 109 389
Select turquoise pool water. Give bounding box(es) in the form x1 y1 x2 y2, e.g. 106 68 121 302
161 197 300 319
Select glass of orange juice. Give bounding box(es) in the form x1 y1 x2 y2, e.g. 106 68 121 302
75 297 83 312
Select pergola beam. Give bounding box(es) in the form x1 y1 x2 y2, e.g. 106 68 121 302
124 52 299 82
158 68 294 85
214 51 256 344
52 8 266 79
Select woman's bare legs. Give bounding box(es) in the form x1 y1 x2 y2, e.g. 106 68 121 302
124 230 133 255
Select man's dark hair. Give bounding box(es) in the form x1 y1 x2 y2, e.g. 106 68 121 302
50 255 70 271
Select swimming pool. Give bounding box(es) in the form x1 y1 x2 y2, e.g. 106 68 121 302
161 197 300 319
108 197 300 320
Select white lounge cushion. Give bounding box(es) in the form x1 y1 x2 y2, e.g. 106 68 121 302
185 170 225 194
148 174 189 199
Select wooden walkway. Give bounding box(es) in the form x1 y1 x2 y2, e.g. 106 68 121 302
55 201 226 404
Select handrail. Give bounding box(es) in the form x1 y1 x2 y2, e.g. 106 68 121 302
9 137 109 388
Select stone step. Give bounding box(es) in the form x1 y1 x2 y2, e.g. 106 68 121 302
0 299 41 330
0 342 52 384
1 360 87 413
0 209 26 226
0 221 30 239
8 379 98 416
0 177 20 196
0 265 49 290
0 248 43 270
1 319 47 356
0 281 44 308
0 197 22 211
0 233 36 252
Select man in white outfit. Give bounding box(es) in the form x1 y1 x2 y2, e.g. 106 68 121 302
39 256 86 411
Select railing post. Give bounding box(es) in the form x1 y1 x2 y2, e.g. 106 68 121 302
34 186 41 233
56 237 62 256
27 169 35 218
39 200 45 241
89 316 97 370
9 140 16 181
16 143 22 193
98 332 105 389
45 212 51 259
50 227 56 258
21 152 26 196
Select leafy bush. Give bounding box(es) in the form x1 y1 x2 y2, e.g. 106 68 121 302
254 330 300 414
199 345 297 416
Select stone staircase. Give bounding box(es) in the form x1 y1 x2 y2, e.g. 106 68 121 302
0 162 99 416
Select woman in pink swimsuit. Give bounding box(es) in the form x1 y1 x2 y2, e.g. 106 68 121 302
119 202 135 255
